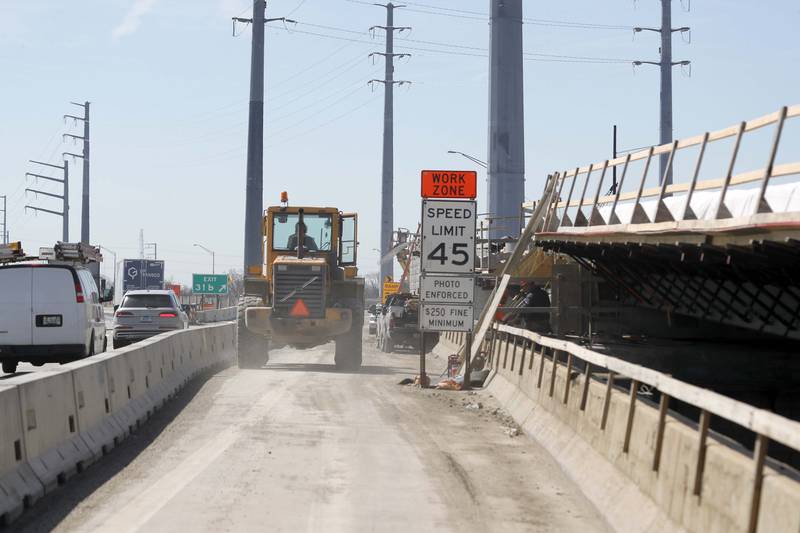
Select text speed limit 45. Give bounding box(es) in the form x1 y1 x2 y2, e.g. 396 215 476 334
421 199 476 274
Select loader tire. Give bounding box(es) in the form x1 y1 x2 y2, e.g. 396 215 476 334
335 312 363 371
236 314 269 369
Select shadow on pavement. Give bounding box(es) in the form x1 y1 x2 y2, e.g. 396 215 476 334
6 367 223 533
262 363 408 376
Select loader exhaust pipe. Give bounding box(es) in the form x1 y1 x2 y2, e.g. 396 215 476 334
296 209 305 259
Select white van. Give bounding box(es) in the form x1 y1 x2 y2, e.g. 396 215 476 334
0 264 107 374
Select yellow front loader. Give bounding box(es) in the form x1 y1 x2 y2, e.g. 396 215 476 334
238 197 364 370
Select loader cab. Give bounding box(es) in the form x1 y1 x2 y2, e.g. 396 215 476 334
262 205 358 284
272 211 334 254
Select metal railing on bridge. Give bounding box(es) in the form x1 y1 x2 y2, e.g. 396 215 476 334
511 105 800 340
440 323 800 533
536 105 800 238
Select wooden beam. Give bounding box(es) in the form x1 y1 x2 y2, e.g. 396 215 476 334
579 363 592 411
652 394 670 472
563 353 574 405
693 409 711 497
747 434 769 533
601 372 616 431
623 380 639 453
549 349 559 398
537 346 547 389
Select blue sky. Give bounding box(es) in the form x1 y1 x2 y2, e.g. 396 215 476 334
0 0 797 285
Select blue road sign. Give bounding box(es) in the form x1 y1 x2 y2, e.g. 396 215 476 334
123 259 165 292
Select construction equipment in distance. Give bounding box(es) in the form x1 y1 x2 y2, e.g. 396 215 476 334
0 241 103 265
239 194 364 370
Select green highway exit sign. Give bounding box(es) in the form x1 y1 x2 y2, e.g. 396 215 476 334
193 273 228 295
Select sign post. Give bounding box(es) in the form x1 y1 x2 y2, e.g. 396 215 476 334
418 169 477 389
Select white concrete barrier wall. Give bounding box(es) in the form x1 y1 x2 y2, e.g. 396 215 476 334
16 369 92 494
461 331 800 533
196 306 237 324
70 356 120 462
0 384 42 520
0 324 235 525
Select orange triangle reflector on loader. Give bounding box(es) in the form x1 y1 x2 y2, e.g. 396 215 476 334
289 298 310 318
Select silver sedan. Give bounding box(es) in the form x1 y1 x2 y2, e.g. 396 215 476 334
113 290 188 349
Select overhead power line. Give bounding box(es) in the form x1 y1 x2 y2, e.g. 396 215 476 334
265 93 380 149
392 1 633 30
269 41 355 89
286 0 307 17
403 7 483 21
267 49 371 102
267 83 371 136
400 1 484 16
272 23 633 64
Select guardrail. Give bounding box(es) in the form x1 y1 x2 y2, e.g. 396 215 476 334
440 325 800 533
0 324 235 525
537 105 800 234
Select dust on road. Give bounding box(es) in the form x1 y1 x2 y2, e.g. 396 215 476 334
12 331 610 533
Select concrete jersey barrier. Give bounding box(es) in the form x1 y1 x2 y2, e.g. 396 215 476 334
0 324 235 525
436 329 800 533
196 306 237 324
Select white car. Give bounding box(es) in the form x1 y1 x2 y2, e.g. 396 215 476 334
368 305 379 335
0 264 107 374
112 290 189 349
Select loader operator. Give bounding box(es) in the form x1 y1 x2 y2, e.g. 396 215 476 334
286 222 319 251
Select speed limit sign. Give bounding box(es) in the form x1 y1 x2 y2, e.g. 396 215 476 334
421 199 476 274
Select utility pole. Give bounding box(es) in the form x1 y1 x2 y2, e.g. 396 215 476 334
488 0 525 239
144 242 158 260
369 3 411 289
234 3 295 274
0 195 7 244
64 101 90 243
25 160 69 242
634 1 690 186
139 229 145 259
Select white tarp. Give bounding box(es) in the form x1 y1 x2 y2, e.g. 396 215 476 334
595 182 800 224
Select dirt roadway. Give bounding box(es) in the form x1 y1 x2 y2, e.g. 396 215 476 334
12 333 611 533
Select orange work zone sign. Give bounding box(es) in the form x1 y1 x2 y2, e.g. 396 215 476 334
289 299 310 318
421 170 477 199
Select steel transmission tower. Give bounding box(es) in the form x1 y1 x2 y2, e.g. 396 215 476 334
239 0 266 274
369 3 411 287
235 2 294 274
64 102 90 243
25 160 69 242
487 0 525 239
634 0 690 186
